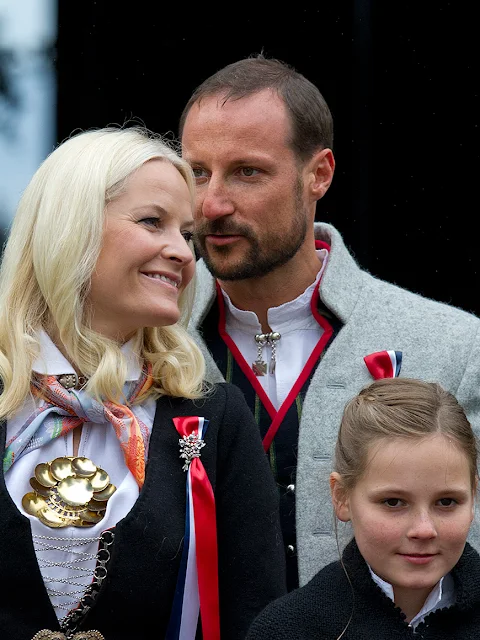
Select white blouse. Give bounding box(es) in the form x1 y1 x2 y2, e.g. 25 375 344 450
5 331 156 622
369 565 455 629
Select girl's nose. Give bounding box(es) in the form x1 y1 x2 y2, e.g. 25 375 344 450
407 510 438 540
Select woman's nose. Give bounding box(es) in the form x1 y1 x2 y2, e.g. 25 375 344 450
162 232 195 266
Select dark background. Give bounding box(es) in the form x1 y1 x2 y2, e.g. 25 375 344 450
55 1 479 315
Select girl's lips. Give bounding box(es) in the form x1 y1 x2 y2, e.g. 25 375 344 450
399 554 438 565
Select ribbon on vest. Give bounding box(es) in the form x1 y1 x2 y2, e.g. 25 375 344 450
364 350 402 380
166 416 220 640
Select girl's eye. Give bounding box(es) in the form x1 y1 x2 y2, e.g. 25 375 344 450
383 498 404 508
182 231 194 243
437 498 457 507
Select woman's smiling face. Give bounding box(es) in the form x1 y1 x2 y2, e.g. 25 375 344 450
88 159 195 341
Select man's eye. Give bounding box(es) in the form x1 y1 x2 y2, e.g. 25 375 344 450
182 231 194 243
192 167 207 179
239 167 259 177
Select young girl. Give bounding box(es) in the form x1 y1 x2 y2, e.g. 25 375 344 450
246 377 480 639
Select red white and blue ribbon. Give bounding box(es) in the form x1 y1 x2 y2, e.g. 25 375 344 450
364 350 402 380
166 416 220 640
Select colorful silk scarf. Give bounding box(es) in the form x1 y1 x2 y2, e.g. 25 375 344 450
3 364 153 487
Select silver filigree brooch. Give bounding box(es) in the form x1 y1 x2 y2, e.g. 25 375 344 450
179 432 206 471
31 630 104 640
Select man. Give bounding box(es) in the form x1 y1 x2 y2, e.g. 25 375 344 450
180 54 480 591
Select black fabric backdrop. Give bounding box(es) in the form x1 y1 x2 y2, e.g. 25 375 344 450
55 1 480 316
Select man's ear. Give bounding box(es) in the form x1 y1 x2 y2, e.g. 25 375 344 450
330 471 351 522
304 148 335 201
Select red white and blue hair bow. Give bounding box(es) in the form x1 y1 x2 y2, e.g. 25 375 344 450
364 350 402 380
166 416 220 640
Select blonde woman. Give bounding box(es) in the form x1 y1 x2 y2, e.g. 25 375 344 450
0 126 286 640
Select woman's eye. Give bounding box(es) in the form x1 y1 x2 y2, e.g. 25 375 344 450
140 217 160 227
383 498 403 508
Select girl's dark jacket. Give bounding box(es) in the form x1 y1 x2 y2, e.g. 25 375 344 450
246 538 480 640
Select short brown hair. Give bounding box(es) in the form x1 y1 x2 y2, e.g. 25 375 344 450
179 53 333 163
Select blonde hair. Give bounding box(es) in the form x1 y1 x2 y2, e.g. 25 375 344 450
335 377 478 492
0 125 205 417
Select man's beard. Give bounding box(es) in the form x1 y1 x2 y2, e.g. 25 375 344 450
194 179 307 281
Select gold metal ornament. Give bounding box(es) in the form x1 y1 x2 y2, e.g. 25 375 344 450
22 492 47 516
72 456 97 477
50 457 75 481
22 456 116 528
35 462 57 487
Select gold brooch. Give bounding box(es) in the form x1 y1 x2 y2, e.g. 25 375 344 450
22 456 116 528
31 630 104 640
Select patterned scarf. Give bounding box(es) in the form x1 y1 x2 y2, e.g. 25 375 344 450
3 363 154 487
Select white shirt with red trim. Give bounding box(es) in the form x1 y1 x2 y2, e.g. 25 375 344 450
223 249 328 410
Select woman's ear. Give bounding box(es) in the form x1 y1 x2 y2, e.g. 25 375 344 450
330 472 351 522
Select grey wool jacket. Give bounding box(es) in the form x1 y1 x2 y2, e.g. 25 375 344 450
188 222 480 586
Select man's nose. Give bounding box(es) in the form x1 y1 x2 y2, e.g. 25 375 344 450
199 177 235 221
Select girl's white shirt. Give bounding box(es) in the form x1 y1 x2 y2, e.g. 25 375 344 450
368 565 455 629
5 330 156 622
223 249 328 410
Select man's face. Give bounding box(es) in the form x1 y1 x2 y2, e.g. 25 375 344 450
181 89 311 280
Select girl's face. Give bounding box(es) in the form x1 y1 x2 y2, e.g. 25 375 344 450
332 434 475 607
